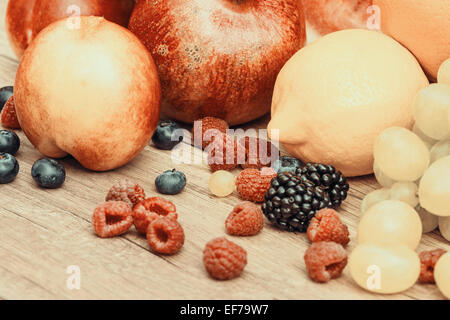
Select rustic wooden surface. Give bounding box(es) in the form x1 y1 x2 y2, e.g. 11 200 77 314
0 2 448 300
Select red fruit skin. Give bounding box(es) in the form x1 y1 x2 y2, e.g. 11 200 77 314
226 201 264 236
304 241 348 283
193 116 229 150
128 0 306 125
92 201 133 238
203 237 247 280
147 217 185 255
6 0 135 58
235 168 277 202
307 208 350 246
238 137 279 169
207 135 238 172
106 179 146 208
419 248 447 283
133 197 177 234
1 96 20 129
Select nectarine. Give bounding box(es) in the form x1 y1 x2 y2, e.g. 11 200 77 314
14 16 161 171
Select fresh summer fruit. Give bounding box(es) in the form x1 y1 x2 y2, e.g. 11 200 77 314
306 208 350 246
0 86 13 111
237 137 279 169
151 120 183 150
358 200 422 250
296 163 349 208
262 172 331 232
373 0 450 80
373 161 396 188
146 217 185 255
360 188 390 215
129 0 306 125
349 243 420 294
273 156 303 174
207 134 238 172
0 130 20 155
417 206 439 233
193 117 229 150
209 170 235 198
413 84 450 141
225 201 264 236
438 58 450 85
92 201 133 238
268 29 428 177
419 249 447 284
439 216 450 241
1 96 20 129
14 16 161 171
235 167 277 203
430 140 450 164
374 127 430 181
434 252 450 299
132 197 177 234
412 124 438 150
155 169 186 195
105 179 146 208
418 156 450 217
203 237 247 280
0 152 19 184
389 182 419 208
31 158 66 189
304 241 348 283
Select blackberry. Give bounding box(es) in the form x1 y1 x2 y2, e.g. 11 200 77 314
296 163 349 208
262 172 331 232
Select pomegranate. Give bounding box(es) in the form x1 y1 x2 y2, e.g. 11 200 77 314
129 0 306 125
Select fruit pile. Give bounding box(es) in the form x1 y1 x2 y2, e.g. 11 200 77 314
351 62 450 297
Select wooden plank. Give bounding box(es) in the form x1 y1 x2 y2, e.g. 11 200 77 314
0 1 448 300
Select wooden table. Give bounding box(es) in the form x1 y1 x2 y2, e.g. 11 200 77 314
0 2 448 300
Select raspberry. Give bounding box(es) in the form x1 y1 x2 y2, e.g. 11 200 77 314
1 96 20 129
306 208 350 246
133 197 177 234
226 201 264 236
147 217 185 255
203 237 247 280
193 116 229 149
207 134 238 172
235 167 277 202
105 179 146 208
419 248 447 283
304 241 348 283
92 201 133 238
238 137 279 169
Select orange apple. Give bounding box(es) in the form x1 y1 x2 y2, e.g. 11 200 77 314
14 16 161 171
6 0 135 58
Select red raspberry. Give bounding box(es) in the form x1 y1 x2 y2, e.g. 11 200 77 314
225 201 264 236
203 237 247 280
207 134 238 172
1 96 20 129
147 217 185 255
133 197 177 234
235 167 277 202
92 201 133 238
193 116 229 149
304 241 347 283
306 208 350 246
238 136 279 169
419 248 447 283
105 179 146 208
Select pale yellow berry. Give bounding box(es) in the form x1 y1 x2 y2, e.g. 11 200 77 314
412 124 438 150
360 188 390 216
439 216 450 241
416 206 439 233
373 161 396 188
437 58 450 85
430 139 450 164
389 182 419 208
349 243 420 294
209 170 235 197
434 252 450 299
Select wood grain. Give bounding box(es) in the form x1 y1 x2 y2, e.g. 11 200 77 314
0 1 448 300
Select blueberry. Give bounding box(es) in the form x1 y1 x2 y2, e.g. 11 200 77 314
274 156 304 174
0 153 19 184
0 86 13 112
31 158 66 189
152 120 183 150
0 130 20 155
155 169 186 195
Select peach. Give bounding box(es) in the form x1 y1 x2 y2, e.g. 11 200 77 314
6 0 135 58
14 16 161 171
